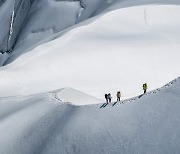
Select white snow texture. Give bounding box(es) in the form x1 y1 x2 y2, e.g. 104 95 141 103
0 0 180 100
0 0 180 153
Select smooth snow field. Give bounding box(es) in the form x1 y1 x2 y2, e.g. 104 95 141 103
0 0 180 153
0 3 180 101
0 77 180 154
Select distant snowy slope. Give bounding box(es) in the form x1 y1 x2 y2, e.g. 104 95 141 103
2 0 180 64
0 4 180 100
0 0 33 53
17 0 81 44
2 0 82 62
0 77 179 154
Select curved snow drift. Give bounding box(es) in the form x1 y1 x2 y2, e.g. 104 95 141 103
0 4 180 101
54 88 103 105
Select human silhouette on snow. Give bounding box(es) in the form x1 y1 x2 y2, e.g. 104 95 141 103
107 93 112 103
116 91 121 102
143 83 147 94
105 94 108 103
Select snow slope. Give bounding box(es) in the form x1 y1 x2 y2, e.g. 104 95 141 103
0 0 14 52
0 0 82 57
55 87 103 105
0 77 180 154
0 3 180 101
2 0 180 60
1 1 180 153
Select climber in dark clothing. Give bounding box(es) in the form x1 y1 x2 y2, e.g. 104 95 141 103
107 93 112 103
105 94 108 103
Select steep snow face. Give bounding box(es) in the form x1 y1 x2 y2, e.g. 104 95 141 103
0 0 32 53
8 0 32 51
1 0 180 63
0 0 15 53
0 0 82 56
17 0 82 42
4 0 82 63
0 53 8 66
0 78 179 154
0 4 180 100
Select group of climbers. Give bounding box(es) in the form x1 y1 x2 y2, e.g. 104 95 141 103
105 83 148 103
105 91 121 104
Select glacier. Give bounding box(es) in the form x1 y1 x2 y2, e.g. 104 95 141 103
0 3 180 100
0 0 32 53
0 0 180 64
0 0 180 153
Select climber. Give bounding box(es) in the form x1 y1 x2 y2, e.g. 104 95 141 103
105 94 108 103
116 91 121 102
107 93 112 103
143 83 147 94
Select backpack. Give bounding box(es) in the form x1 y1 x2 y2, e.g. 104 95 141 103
117 91 121 97
143 83 147 89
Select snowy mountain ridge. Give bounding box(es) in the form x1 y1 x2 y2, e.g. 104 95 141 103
0 1 180 153
1 0 180 59
0 75 180 154
0 2 180 100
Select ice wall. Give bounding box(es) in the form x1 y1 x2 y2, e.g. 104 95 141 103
0 0 14 53
0 0 32 53
7 0 32 51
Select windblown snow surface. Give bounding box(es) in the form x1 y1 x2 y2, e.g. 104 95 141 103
0 0 180 153
0 78 180 154
0 0 180 100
